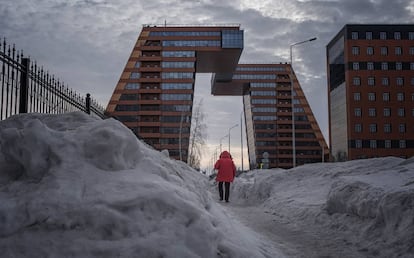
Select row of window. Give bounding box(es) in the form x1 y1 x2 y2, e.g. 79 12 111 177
162 51 195 57
253 116 277 121
236 67 285 72
161 94 192 100
233 74 277 80
252 107 277 113
162 72 194 79
353 107 414 117
162 40 221 47
353 76 414 86
351 139 411 149
250 83 277 88
353 92 409 102
149 31 221 37
351 31 414 40
351 46 414 56
351 61 414 71
161 62 194 68
251 99 277 104
125 83 194 90
354 123 409 133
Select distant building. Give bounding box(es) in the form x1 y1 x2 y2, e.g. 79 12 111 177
106 24 328 168
327 24 414 161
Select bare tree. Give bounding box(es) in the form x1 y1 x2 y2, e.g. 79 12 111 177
188 99 207 170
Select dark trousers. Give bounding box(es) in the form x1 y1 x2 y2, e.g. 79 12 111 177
218 182 231 201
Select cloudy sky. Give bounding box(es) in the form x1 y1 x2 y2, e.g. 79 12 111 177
1 0 413 169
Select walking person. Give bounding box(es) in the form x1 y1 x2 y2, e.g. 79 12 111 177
214 151 236 202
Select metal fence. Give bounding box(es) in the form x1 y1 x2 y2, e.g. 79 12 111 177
0 38 105 121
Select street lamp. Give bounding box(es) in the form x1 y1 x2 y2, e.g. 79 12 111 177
228 124 238 154
240 111 244 172
220 134 229 153
290 37 317 168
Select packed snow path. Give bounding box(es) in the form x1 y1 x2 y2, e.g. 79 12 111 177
217 201 363 258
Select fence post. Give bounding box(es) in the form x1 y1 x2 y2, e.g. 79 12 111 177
86 93 91 114
19 58 30 113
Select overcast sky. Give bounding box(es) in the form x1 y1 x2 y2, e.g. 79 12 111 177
1 0 413 169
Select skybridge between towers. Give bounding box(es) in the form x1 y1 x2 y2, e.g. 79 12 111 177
106 24 328 169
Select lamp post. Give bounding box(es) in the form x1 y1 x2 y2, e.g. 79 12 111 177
290 37 317 168
228 124 238 154
240 111 244 172
220 134 228 153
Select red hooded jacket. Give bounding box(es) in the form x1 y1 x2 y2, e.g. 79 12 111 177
214 151 236 182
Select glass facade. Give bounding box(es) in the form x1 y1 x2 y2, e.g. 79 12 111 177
150 31 221 37
162 40 221 47
162 51 195 57
221 30 243 48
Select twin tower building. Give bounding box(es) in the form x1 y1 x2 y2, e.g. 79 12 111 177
105 24 414 169
105 24 327 169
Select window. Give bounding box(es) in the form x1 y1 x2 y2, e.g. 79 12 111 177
353 77 361 85
352 32 359 39
354 108 362 117
125 83 140 89
368 77 375 86
251 91 276 96
380 32 387 40
134 62 140 68
162 51 195 57
397 92 404 101
368 108 376 117
162 72 193 79
395 47 402 55
385 140 391 149
412 108 414 117
161 62 194 68
384 124 391 133
383 108 391 117
366 46 374 55
354 92 361 101
368 92 376 101
161 83 193 90
381 77 389 86
381 47 388 55
353 62 360 70
160 94 192 101
399 140 406 148
394 32 401 40
410 63 414 70
366 32 373 40
222 29 243 48
356 140 362 148
369 124 377 133
367 62 374 70
410 47 414 55
383 92 390 101
355 124 362 132
130 72 140 79
396 62 403 70
370 140 377 148
381 62 388 70
352 46 360 55
396 77 404 86
163 40 221 47
410 32 414 40
399 124 406 133
412 77 414 86
398 108 405 117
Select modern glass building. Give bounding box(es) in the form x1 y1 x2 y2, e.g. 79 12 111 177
106 24 328 168
327 24 414 161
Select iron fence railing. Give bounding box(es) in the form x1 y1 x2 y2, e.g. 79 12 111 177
0 38 105 121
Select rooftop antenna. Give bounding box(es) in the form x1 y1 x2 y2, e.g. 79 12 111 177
164 20 167 27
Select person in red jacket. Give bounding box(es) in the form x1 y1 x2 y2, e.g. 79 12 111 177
214 151 236 202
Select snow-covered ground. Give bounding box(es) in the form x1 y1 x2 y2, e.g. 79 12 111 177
0 112 413 258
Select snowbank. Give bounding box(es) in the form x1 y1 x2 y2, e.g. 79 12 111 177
0 112 284 258
232 158 414 257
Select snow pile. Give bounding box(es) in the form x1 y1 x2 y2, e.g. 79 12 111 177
232 158 414 257
0 112 284 258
